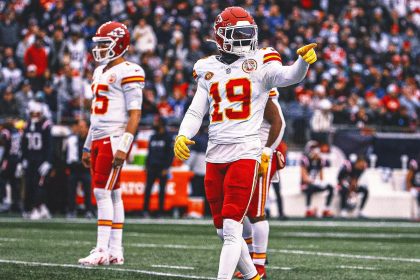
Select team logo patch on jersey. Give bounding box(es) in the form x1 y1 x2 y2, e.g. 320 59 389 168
107 73 117 84
205 72 214 80
242 59 257 73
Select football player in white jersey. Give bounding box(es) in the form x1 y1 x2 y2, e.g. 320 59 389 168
174 7 317 280
236 89 285 279
78 21 144 266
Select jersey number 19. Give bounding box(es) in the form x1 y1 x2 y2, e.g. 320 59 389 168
209 77 251 123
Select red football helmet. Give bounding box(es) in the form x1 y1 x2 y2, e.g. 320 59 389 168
214 7 258 56
92 21 130 63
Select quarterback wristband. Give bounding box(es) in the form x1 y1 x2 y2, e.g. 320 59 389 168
83 147 90 153
117 132 134 153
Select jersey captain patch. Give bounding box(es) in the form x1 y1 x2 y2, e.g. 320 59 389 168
242 59 257 73
107 73 117 84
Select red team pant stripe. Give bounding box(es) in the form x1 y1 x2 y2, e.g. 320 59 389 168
241 162 259 223
105 166 121 191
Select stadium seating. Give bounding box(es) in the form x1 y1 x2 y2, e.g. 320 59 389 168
270 165 415 219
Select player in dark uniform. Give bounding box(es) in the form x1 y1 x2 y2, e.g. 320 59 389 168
21 102 53 219
0 118 22 213
300 150 334 217
337 156 369 218
407 155 420 220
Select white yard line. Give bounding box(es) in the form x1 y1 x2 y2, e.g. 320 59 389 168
270 249 420 263
276 232 420 239
1 236 419 264
337 265 377 270
151 264 195 270
0 237 19 242
268 266 294 270
1 217 420 228
6 230 420 241
130 243 213 250
1 236 420 264
0 259 214 279
272 220 420 229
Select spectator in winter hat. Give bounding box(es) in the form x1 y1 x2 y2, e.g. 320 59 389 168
0 87 19 118
1 59 23 90
310 98 333 142
383 84 401 113
324 37 347 67
24 36 48 78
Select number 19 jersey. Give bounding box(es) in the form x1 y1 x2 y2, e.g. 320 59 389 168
90 61 145 141
192 49 278 145
191 49 282 162
180 47 309 163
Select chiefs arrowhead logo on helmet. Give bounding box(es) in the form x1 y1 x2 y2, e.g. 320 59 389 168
213 7 258 56
92 21 130 63
107 27 126 38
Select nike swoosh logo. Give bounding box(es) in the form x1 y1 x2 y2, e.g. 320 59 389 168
103 141 110 144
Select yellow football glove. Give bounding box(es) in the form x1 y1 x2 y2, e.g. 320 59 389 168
258 147 272 176
296 43 317 64
174 135 195 161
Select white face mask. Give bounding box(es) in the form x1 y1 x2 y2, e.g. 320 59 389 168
92 38 116 63
217 24 258 56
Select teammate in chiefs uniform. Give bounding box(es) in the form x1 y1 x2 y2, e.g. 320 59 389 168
174 7 317 280
78 22 144 266
236 88 286 279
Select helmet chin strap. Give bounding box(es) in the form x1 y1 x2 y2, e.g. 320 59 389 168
101 47 129 65
206 38 241 63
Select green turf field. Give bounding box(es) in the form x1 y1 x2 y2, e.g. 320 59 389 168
0 218 419 279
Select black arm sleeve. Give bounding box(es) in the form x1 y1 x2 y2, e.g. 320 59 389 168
43 123 54 163
21 130 28 162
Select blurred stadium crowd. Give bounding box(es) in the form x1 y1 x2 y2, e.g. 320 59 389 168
0 0 418 132
0 0 419 217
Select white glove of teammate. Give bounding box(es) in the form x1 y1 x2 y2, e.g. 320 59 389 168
38 162 52 177
410 188 418 197
15 163 23 178
22 159 28 169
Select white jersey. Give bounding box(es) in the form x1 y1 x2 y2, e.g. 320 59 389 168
66 39 86 73
179 47 308 163
89 61 145 141
259 88 285 148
